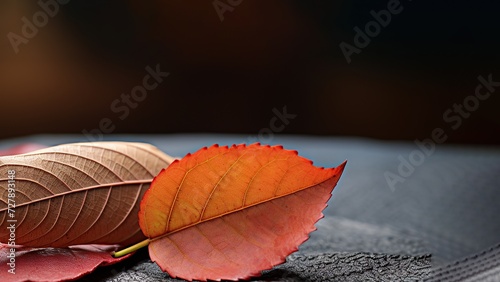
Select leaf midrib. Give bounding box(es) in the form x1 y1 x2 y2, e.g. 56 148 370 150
150 173 338 243
0 179 153 212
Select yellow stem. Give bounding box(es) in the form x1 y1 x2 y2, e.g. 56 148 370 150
113 238 150 258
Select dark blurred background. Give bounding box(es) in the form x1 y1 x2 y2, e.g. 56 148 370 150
1 1 499 144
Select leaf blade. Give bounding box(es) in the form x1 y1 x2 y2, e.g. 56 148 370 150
139 143 346 280
150 175 342 280
0 244 131 282
0 142 173 247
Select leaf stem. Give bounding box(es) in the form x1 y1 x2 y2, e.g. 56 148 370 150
113 238 150 258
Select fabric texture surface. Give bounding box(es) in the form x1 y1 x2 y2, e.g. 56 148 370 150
427 243 500 282
1 134 499 281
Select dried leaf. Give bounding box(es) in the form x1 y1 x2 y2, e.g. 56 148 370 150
139 143 346 281
0 244 130 282
0 142 175 247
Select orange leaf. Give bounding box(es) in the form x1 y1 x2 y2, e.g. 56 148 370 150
139 143 346 281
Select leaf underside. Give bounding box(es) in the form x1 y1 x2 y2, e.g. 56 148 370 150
139 143 346 281
0 142 174 247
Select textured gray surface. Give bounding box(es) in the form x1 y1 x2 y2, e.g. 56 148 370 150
86 253 431 282
259 253 431 282
427 243 500 282
1 134 499 281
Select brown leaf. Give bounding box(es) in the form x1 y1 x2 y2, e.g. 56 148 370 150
0 142 174 247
